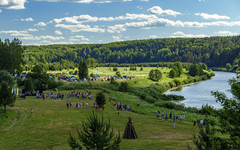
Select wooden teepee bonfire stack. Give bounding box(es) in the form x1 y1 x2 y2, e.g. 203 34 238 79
123 117 137 139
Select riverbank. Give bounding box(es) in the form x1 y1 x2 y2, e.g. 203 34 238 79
165 71 236 109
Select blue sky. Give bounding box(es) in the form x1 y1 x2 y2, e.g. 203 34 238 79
0 0 240 45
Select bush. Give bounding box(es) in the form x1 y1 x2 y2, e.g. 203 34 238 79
115 71 122 77
73 70 78 75
201 75 208 80
145 96 156 103
119 82 128 92
110 77 119 86
113 67 118 71
96 92 106 107
163 82 171 89
173 79 182 86
154 101 184 110
168 81 176 88
149 69 162 81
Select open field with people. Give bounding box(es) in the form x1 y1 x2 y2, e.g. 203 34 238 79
0 89 202 150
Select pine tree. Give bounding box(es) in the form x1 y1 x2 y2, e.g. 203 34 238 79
68 111 121 150
0 81 16 113
96 92 106 108
79 61 88 79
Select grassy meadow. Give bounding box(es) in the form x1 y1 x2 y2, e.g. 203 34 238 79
0 66 211 149
0 89 200 150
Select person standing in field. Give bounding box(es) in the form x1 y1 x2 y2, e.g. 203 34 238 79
157 111 160 119
173 114 176 128
30 108 33 116
86 102 88 109
102 106 105 112
162 112 164 121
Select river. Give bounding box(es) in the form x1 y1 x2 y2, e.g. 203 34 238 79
164 71 236 109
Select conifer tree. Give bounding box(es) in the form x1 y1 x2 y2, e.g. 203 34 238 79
68 111 121 150
79 61 88 79
0 81 16 113
96 92 106 108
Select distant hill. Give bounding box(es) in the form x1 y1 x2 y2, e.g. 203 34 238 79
24 36 240 67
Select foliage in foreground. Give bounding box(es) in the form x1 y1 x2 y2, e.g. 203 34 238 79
0 81 16 113
0 71 16 113
191 73 240 150
68 111 121 150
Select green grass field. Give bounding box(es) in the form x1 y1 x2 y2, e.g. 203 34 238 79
0 89 200 150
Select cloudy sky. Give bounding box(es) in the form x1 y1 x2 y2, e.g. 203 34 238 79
0 0 240 45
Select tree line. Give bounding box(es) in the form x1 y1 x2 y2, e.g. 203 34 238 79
23 36 240 68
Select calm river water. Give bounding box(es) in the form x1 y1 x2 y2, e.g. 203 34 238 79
164 71 236 109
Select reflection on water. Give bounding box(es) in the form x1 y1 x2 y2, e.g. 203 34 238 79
164 71 236 109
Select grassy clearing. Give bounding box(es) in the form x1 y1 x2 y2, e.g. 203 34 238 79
0 89 200 150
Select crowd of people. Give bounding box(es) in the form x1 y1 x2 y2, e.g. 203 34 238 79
156 111 186 128
113 101 132 117
35 89 93 100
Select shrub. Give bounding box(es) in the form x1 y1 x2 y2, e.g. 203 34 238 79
145 96 156 103
168 81 176 88
115 71 122 77
149 69 162 81
173 79 182 86
154 101 184 110
113 67 118 71
96 92 106 108
119 82 128 92
110 77 119 86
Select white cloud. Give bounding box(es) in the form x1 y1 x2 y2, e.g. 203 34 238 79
54 30 63 35
0 30 28 34
55 24 105 33
171 31 207 38
36 0 132 3
21 35 64 41
20 17 34 22
28 28 39 32
69 35 89 41
113 35 124 41
136 6 143 10
148 6 181 17
0 30 34 37
0 9 2 13
214 31 238 36
0 0 26 10
50 15 98 24
50 13 158 24
139 0 148 2
107 18 240 33
195 13 230 20
107 24 126 33
34 22 47 27
149 35 158 38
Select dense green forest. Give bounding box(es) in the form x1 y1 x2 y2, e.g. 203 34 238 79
24 36 240 67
